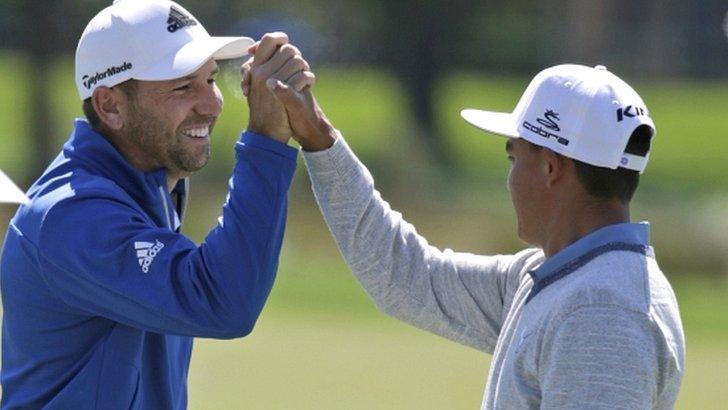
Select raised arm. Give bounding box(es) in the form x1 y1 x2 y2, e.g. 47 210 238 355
302 135 540 351
34 33 306 339
37 131 296 339
244 56 542 351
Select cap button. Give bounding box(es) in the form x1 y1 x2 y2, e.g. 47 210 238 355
594 65 608 71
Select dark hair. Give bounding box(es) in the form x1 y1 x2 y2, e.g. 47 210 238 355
81 80 138 130
524 124 653 203
572 124 654 203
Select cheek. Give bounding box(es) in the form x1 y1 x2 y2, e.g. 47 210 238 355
508 163 525 201
507 162 533 216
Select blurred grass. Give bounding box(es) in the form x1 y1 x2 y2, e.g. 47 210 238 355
1 53 727 408
187 280 728 410
6 55 411 178
0 53 31 179
4 53 728 195
180 201 728 409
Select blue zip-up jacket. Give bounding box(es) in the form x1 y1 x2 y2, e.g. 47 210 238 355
0 119 297 409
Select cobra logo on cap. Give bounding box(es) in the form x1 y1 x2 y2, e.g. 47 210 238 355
536 109 561 131
522 109 570 146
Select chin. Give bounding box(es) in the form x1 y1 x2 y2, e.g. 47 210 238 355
173 144 211 173
516 224 539 248
185 157 209 172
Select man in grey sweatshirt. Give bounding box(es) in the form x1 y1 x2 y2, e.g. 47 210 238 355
246 56 685 409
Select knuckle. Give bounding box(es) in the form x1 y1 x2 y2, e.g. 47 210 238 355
280 44 296 57
266 32 288 42
250 67 265 81
290 56 304 69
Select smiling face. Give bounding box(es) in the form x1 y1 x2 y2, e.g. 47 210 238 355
119 59 223 180
505 138 549 246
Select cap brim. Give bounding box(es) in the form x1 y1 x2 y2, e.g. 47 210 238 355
460 109 520 139
0 170 29 204
135 36 255 81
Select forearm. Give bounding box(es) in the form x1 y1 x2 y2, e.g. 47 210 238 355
38 131 297 339
303 135 516 351
194 130 297 335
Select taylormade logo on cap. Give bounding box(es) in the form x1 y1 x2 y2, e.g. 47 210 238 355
461 64 655 173
82 62 133 90
75 0 254 100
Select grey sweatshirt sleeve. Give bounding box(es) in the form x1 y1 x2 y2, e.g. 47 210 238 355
302 135 536 352
539 304 659 409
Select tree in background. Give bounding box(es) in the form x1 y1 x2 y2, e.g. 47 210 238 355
10 0 59 183
2 0 728 177
374 1 476 168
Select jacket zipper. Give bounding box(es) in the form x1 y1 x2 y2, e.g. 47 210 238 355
158 186 173 231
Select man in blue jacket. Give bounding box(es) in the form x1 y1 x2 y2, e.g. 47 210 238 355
0 0 313 408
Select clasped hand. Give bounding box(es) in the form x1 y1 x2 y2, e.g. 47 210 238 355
243 32 337 152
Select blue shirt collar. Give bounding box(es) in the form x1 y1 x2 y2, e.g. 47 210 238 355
61 119 182 230
531 222 651 283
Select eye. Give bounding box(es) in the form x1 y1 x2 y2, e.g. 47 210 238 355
173 84 190 92
207 78 216 85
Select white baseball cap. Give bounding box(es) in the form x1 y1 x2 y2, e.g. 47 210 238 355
75 0 254 100
461 64 655 173
0 170 29 205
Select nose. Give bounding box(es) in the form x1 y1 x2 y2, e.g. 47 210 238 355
195 82 223 117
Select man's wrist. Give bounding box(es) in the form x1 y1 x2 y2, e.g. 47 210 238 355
298 125 337 152
241 130 298 159
246 123 292 144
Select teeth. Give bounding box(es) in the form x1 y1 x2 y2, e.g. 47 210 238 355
183 127 208 138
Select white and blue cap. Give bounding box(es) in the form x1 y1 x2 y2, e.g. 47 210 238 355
75 0 254 100
461 64 655 173
0 170 28 205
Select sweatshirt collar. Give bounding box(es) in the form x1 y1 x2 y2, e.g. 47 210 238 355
531 222 651 284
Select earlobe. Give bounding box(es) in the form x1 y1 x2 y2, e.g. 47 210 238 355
92 87 124 131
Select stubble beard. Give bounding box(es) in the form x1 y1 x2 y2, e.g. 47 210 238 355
124 101 211 176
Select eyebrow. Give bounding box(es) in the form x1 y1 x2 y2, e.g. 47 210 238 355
175 66 219 83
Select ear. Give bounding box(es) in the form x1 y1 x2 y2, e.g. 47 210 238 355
542 149 568 188
91 86 126 131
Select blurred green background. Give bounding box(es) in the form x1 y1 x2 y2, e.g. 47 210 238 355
2 1 728 408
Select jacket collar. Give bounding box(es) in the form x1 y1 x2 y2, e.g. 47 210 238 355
63 119 186 230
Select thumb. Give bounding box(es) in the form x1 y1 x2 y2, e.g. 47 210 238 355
266 78 301 109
